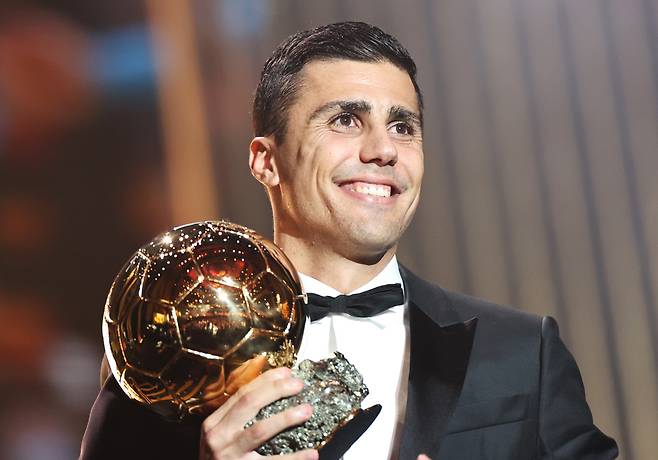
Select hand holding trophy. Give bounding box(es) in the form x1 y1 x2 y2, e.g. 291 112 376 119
102 220 380 459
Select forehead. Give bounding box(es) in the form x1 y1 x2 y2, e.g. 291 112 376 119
294 59 419 115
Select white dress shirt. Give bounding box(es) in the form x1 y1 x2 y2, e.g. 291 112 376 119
296 256 409 460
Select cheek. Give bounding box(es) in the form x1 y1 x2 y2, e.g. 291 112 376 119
400 149 424 183
411 147 425 179
321 131 364 156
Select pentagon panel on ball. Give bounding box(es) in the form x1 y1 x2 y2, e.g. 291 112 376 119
102 220 306 421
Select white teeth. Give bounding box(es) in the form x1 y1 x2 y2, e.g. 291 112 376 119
353 183 392 197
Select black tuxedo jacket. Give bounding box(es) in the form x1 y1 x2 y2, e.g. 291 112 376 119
80 267 618 459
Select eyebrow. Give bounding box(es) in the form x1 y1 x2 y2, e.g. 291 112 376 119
308 99 372 122
389 105 422 128
308 99 422 127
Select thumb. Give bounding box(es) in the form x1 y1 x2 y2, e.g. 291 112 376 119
417 455 432 460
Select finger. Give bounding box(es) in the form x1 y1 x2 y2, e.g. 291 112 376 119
225 355 270 395
234 403 313 453
417 454 432 460
201 373 305 457
220 366 294 421
242 448 318 460
203 366 291 429
200 356 273 416
270 448 318 460
220 375 304 430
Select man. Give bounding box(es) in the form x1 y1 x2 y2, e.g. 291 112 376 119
81 22 618 459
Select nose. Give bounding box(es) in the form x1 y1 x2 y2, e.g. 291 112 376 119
359 126 398 166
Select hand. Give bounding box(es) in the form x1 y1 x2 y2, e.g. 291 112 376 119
417 455 432 460
199 365 317 460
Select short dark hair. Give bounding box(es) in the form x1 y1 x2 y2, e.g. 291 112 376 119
253 21 423 143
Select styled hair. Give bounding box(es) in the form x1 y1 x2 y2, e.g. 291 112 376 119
252 21 423 143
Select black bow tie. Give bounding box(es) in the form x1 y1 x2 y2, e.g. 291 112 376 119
305 283 404 322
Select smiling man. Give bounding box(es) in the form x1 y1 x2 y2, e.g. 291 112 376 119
80 22 618 460
250 57 423 291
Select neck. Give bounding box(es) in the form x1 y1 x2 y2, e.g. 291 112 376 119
275 231 396 293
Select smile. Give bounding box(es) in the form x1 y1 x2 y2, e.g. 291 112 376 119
336 179 402 204
345 182 391 197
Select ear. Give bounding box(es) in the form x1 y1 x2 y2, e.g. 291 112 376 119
249 136 280 187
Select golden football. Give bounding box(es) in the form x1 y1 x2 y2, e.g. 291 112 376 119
102 220 305 420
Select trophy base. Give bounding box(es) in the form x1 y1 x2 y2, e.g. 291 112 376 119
251 352 377 457
318 404 382 460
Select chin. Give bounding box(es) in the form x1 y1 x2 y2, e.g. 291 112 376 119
337 228 400 264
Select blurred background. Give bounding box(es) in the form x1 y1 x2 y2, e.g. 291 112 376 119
0 0 656 458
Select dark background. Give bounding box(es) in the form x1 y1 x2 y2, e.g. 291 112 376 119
0 1 656 458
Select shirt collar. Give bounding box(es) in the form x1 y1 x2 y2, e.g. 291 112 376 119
298 255 404 297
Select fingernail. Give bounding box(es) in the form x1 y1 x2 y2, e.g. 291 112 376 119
289 378 304 390
296 403 312 417
275 367 291 377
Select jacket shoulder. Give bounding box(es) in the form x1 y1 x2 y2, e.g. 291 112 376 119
402 264 543 328
444 288 543 328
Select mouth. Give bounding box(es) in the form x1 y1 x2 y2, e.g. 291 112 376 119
336 179 402 201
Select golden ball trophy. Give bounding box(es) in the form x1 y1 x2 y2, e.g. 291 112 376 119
102 220 380 459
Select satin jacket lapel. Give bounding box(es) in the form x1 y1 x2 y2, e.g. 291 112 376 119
399 266 478 459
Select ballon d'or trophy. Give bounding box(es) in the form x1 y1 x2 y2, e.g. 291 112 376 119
102 220 380 459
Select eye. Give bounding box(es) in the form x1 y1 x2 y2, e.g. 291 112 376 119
390 122 413 136
338 114 353 126
331 113 359 130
